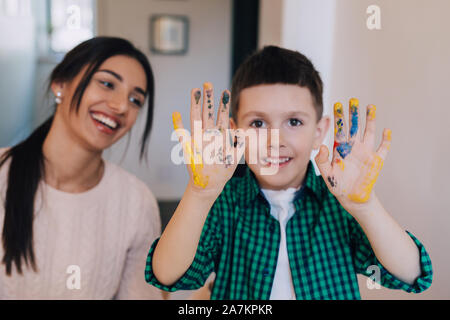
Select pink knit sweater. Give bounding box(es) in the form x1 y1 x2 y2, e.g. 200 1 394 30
0 148 162 299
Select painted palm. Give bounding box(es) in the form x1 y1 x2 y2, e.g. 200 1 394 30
172 83 245 192
315 98 392 211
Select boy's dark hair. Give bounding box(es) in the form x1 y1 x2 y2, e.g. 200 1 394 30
231 46 323 122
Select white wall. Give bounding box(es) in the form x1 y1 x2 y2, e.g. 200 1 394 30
259 0 450 299
31 0 59 129
280 0 337 162
259 0 337 166
258 0 282 48
329 0 450 300
0 0 35 146
97 0 232 200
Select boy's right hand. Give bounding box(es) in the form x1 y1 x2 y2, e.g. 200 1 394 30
172 82 245 195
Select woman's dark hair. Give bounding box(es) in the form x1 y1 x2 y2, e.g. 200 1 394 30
0 36 155 275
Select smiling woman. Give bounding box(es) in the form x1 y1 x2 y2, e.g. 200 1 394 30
48 54 149 157
0 37 163 299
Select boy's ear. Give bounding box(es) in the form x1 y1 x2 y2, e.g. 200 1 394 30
313 115 330 150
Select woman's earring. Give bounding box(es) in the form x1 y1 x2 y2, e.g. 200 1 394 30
55 92 62 104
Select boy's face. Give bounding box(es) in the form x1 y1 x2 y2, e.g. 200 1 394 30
230 84 330 190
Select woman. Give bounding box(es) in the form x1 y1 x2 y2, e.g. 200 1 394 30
0 37 162 299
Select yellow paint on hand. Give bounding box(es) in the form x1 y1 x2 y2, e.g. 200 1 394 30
385 129 392 141
172 112 209 188
347 154 383 203
334 102 344 137
335 158 345 171
367 105 376 121
334 102 343 115
172 111 182 130
203 82 213 91
349 98 359 108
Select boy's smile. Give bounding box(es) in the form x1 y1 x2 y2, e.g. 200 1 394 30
231 84 330 190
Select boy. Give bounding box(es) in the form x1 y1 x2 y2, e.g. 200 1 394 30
145 46 432 299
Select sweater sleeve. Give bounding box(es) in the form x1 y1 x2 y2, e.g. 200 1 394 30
114 186 164 300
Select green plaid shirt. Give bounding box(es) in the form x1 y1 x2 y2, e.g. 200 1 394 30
145 161 433 299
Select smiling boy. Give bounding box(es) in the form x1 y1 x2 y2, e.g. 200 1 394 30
145 46 432 299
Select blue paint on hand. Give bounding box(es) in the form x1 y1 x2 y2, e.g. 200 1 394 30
336 142 352 158
222 92 230 105
350 108 358 137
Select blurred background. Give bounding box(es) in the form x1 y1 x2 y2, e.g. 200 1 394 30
0 0 449 299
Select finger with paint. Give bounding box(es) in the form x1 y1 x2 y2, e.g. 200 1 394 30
190 88 202 133
190 88 204 164
172 111 193 165
363 104 376 150
172 111 208 188
334 101 352 159
214 90 231 161
315 144 332 181
173 111 200 166
348 98 360 142
216 90 230 130
333 102 346 143
203 82 215 128
376 128 392 161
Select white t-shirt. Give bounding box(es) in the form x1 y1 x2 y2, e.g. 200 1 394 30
0 148 162 299
261 186 301 300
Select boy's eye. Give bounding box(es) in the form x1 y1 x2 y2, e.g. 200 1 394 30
250 119 265 128
289 118 303 126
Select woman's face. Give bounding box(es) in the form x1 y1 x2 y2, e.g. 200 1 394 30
51 55 147 152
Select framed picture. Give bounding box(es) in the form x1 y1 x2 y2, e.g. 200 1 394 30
150 14 189 55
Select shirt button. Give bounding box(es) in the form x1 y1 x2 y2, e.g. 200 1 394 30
263 268 270 277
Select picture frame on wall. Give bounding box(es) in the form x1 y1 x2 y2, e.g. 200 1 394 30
150 14 189 55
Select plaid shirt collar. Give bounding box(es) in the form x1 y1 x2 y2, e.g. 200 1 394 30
237 160 326 210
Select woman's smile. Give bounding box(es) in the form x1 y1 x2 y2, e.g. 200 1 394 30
89 110 122 135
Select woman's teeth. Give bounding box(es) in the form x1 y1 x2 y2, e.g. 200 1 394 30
263 157 291 165
91 113 118 129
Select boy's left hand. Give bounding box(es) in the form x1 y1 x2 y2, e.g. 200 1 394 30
314 98 392 216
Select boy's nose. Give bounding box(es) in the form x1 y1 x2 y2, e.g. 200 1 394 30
267 128 286 149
